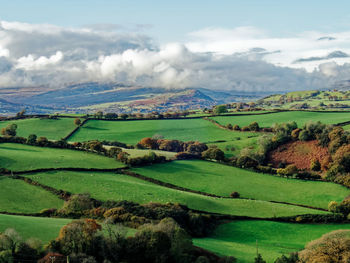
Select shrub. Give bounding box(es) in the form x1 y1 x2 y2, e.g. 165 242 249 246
236 155 258 168
226 124 233 130
230 192 240 198
277 165 298 176
328 201 338 213
248 122 259 131
201 148 225 161
290 128 301 140
298 130 310 141
233 125 241 131
310 159 321 171
241 126 250 131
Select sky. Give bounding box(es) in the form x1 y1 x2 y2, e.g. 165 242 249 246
0 0 350 92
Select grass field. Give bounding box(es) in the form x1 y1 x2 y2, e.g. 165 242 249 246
211 111 350 128
0 143 125 171
0 177 63 213
0 117 76 140
208 136 262 157
193 220 350 263
23 171 327 218
132 160 349 209
0 214 71 243
69 119 259 144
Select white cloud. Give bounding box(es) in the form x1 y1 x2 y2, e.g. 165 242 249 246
0 20 349 92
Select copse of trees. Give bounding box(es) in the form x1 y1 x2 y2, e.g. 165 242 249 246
136 137 208 156
1 123 17 136
213 105 228 115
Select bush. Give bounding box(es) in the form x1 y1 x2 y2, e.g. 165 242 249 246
230 192 240 198
226 124 233 130
310 159 321 171
277 165 298 176
233 125 241 131
241 126 250 132
298 130 310 141
248 122 259 131
328 201 338 213
201 148 225 161
236 156 258 168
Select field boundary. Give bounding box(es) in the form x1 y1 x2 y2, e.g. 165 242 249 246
119 169 327 211
63 118 89 141
2 167 127 175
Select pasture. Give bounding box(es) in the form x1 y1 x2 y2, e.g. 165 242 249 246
0 143 125 171
0 117 76 140
211 111 350 128
193 220 350 263
0 214 71 243
22 170 326 218
0 177 63 213
69 119 259 144
132 160 349 209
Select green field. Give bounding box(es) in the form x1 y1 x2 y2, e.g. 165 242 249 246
23 171 326 218
69 119 259 144
0 214 71 243
132 160 349 209
0 143 125 171
0 118 76 140
208 136 261 157
211 111 350 128
193 220 350 263
0 177 63 213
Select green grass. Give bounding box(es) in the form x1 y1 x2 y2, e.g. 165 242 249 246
0 177 63 213
193 220 350 263
0 118 76 140
208 136 261 157
132 160 349 209
0 143 125 171
23 171 327 218
211 111 350 128
69 119 259 144
0 214 71 243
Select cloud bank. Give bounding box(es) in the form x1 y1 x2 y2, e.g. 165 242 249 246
0 21 350 92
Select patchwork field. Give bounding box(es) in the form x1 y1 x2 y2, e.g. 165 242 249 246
0 143 125 171
0 117 76 140
132 160 349 209
193 220 350 263
69 119 259 144
22 170 326 218
0 214 71 243
211 111 350 128
0 176 63 213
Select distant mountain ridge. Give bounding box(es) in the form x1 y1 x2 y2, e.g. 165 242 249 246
1 82 269 114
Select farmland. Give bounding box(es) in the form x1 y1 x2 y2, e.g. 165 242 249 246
0 117 76 140
1 106 350 262
211 111 350 128
69 118 260 144
132 160 349 209
0 176 63 213
22 170 326 218
193 220 350 263
0 214 71 243
0 143 125 171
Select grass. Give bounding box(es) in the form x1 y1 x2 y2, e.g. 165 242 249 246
69 119 259 144
132 160 349 209
0 117 76 140
0 177 63 213
23 171 327 218
207 136 261 157
0 214 71 243
0 143 125 171
211 111 350 128
193 220 350 263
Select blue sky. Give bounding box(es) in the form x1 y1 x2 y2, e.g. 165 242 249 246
1 0 350 42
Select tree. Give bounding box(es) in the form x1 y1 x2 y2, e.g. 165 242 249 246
26 134 37 145
1 124 17 136
310 159 321 171
299 230 350 262
254 254 266 263
74 118 82 126
248 122 260 132
201 148 225 161
213 105 228 115
328 201 338 213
